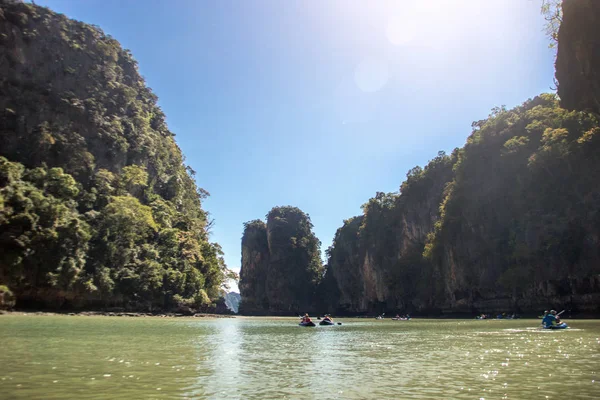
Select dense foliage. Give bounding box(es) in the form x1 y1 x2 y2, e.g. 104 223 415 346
239 207 323 314
0 1 229 311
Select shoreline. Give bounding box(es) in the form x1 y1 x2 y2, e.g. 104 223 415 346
2 311 598 319
0 310 235 318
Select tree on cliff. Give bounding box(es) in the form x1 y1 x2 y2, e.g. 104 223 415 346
541 0 562 48
0 1 230 311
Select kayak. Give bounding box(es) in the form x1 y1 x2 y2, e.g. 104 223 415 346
544 322 569 330
392 318 410 321
319 320 334 326
299 321 316 327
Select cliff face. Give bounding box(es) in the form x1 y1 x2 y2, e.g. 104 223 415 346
427 95 600 315
1 2 175 181
239 207 322 314
556 0 600 115
0 1 228 311
324 154 455 314
322 96 600 316
326 217 363 311
238 220 269 314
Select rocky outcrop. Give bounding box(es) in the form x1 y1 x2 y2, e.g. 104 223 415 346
239 220 269 314
239 207 323 315
326 217 364 311
556 0 600 114
324 153 455 314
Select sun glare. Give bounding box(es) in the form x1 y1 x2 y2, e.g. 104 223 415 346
334 0 494 94
386 16 417 46
354 57 389 92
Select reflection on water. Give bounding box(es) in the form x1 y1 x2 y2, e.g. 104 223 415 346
0 316 598 399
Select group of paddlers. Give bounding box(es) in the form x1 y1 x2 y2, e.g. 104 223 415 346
300 313 333 324
300 311 568 329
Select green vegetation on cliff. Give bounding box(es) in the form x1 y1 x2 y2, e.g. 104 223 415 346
425 94 600 312
239 220 269 312
319 94 600 315
239 207 322 314
322 151 456 314
0 1 229 311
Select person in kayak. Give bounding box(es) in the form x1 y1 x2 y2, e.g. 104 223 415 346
301 313 312 324
322 314 333 322
542 310 558 328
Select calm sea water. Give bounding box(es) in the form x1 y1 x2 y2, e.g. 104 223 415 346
0 315 598 399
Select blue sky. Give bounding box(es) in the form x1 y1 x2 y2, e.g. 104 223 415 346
37 0 555 290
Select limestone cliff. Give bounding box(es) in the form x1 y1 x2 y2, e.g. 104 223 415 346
238 220 269 314
324 95 600 316
324 153 455 314
426 95 600 315
239 207 322 314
